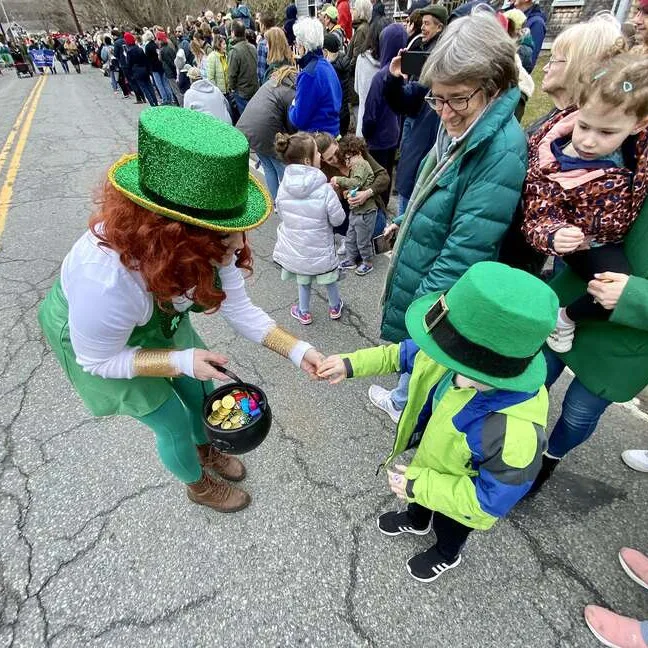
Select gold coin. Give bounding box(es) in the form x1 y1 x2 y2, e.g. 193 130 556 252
230 422 242 429
208 416 219 425
211 399 222 412
221 420 232 430
221 395 235 409
218 407 230 416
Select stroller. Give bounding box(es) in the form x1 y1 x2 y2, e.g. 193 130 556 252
12 51 33 78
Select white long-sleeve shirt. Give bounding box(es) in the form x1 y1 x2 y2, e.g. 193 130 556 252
61 231 310 379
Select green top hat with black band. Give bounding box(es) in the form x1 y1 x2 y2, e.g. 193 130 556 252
405 262 559 392
108 107 272 232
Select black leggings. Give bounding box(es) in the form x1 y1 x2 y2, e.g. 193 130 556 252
407 503 472 561
564 243 631 322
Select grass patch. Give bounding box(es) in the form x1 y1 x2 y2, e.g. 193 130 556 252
522 54 554 128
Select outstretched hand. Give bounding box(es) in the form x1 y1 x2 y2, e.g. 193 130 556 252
317 355 347 384
301 348 325 379
387 464 409 500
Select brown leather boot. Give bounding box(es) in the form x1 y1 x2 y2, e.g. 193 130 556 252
186 472 251 512
196 444 246 481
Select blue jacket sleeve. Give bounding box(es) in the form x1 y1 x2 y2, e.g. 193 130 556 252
527 16 546 69
288 70 317 130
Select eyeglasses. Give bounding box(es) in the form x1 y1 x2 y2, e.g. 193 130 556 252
424 87 481 113
547 58 567 66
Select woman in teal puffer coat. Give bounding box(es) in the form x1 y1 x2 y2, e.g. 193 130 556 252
370 13 528 422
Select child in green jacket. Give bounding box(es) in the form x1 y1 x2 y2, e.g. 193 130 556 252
318 262 559 583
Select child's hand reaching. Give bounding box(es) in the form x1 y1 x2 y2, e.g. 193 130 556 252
317 355 347 384
387 464 409 500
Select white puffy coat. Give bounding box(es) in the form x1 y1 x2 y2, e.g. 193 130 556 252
273 164 346 276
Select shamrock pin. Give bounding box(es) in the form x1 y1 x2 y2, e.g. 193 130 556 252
171 314 182 331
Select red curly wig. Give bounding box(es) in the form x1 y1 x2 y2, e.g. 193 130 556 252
89 181 253 311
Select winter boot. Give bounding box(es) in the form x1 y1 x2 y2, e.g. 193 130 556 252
196 444 246 481
187 471 251 512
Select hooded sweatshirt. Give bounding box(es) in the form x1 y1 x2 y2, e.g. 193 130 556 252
362 23 408 150
284 4 298 46
183 80 232 124
273 164 346 276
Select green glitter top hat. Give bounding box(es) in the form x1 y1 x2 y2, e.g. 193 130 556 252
108 107 272 232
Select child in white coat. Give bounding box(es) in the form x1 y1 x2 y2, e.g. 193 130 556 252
273 132 346 325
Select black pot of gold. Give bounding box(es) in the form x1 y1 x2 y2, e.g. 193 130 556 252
202 366 272 454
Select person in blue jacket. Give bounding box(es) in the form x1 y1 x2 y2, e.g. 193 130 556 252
289 17 342 137
362 22 408 205
511 0 546 70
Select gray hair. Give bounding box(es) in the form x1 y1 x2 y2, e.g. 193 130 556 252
352 0 372 23
142 30 155 43
294 17 324 52
421 13 518 99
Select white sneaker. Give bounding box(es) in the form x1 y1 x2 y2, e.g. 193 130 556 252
368 385 402 424
546 321 576 353
621 449 648 473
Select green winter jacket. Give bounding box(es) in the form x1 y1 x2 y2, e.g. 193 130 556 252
380 87 527 343
227 37 258 100
342 339 547 530
549 197 648 402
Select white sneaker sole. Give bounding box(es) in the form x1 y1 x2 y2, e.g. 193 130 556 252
584 614 623 648
376 518 431 537
621 451 648 473
406 554 462 583
367 387 402 425
619 551 648 590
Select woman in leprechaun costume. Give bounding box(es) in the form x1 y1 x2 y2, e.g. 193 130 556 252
38 107 323 513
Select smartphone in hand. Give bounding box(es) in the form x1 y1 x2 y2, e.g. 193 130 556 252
401 51 430 77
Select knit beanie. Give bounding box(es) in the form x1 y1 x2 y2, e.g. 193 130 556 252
124 32 136 46
156 31 168 42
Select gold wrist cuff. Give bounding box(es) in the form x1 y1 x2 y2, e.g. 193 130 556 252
133 349 179 377
262 326 299 359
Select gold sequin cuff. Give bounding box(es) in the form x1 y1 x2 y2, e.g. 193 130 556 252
133 349 180 377
262 326 300 359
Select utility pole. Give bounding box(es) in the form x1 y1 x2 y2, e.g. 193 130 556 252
0 0 14 42
67 0 83 33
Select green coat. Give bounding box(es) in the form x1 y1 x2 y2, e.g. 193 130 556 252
227 38 258 100
550 198 648 402
380 87 528 343
342 339 547 530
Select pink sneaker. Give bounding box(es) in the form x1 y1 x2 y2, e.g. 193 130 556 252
584 605 648 648
620 548 648 590
290 304 312 325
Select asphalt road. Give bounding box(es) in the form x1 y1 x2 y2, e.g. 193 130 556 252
0 67 647 648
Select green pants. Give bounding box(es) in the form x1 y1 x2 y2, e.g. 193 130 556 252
136 376 213 484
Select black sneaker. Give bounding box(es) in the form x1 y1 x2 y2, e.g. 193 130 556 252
406 546 462 583
376 511 431 537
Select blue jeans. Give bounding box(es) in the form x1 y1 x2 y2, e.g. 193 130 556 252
152 71 174 104
256 153 285 202
544 349 612 458
109 68 118 90
390 372 411 411
134 75 159 106
233 93 249 117
298 282 341 313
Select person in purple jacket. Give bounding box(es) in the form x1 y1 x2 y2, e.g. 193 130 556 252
289 17 342 137
362 22 408 205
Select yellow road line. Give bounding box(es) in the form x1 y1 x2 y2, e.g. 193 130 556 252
0 75 44 178
0 75 47 239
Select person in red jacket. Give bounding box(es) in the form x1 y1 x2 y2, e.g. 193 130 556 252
336 0 353 40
